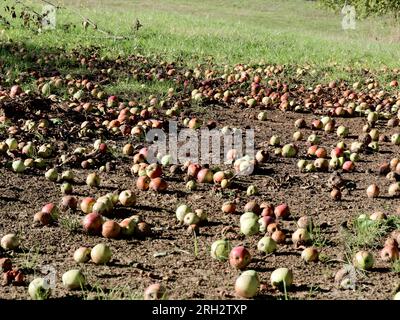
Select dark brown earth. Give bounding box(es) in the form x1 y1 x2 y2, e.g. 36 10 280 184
0 105 399 300
0 45 400 300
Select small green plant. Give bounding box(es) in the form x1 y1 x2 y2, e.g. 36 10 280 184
307 284 322 299
392 260 400 273
84 282 143 300
341 216 389 252
309 225 328 248
193 230 199 257
387 215 400 229
19 245 41 272
318 252 331 263
59 215 81 234
283 280 289 301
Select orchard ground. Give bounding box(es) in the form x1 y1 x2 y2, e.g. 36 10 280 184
0 0 400 300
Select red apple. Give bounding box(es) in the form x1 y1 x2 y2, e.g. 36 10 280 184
315 147 327 158
260 203 274 217
197 168 213 183
82 213 103 235
149 177 168 192
136 176 150 191
343 161 354 172
244 201 261 215
146 163 162 179
222 201 236 214
102 220 121 239
274 204 290 219
229 246 251 270
331 147 344 158
213 171 225 184
307 145 318 157
61 196 77 211
80 197 96 214
41 203 58 216
187 163 201 177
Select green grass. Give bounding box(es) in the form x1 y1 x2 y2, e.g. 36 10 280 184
84 283 143 300
58 215 81 233
341 215 393 253
393 260 400 273
2 0 400 88
17 245 41 272
309 225 328 248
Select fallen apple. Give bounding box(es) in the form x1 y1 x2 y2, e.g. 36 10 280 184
86 172 101 188
246 185 258 196
146 163 162 179
388 183 400 197
45 168 58 182
73 247 91 263
222 201 236 214
235 270 260 298
240 212 259 236
183 212 200 226
353 250 374 270
82 212 103 235
1 233 19 250
292 228 311 246
120 217 138 237
229 246 251 269
102 220 121 239
12 160 26 173
210 239 232 261
144 283 167 300
118 190 136 207
28 278 51 300
257 236 277 254
33 211 53 226
91 243 112 264
301 247 319 263
380 245 399 262
149 177 168 191
61 170 74 182
197 168 213 183
297 216 313 230
61 182 73 195
61 196 78 211
270 267 293 291
0 258 12 272
258 216 275 233
271 230 286 244
176 204 191 223
80 197 96 214
274 204 290 219
195 209 208 222
244 201 261 215
270 135 280 146
281 144 297 158
136 175 150 190
62 269 86 290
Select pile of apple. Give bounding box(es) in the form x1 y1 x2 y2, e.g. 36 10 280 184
80 192 151 240
0 234 24 286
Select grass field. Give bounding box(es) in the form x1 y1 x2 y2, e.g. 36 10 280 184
2 0 400 88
